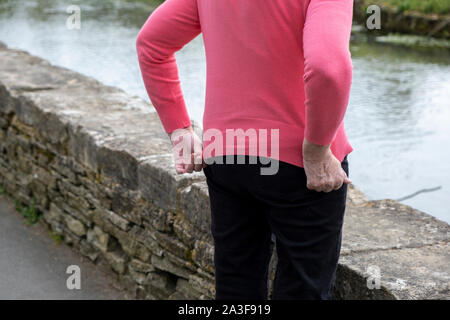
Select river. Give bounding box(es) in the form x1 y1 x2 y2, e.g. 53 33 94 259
1 0 449 223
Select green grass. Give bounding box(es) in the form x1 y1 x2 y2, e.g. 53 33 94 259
0 185 57 240
48 230 63 245
371 0 450 15
15 198 41 226
393 0 449 14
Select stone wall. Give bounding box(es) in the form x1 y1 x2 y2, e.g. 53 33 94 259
0 42 448 299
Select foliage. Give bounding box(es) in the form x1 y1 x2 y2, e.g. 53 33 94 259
48 230 63 245
16 198 41 226
372 0 450 15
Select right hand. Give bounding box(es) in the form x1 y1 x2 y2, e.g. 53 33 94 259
302 138 351 193
169 126 205 174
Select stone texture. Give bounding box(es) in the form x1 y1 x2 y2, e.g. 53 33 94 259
64 215 86 237
337 242 450 300
151 255 193 280
87 226 110 253
105 251 128 275
192 240 214 274
341 199 450 255
138 156 204 211
129 259 155 274
80 240 100 262
179 181 211 236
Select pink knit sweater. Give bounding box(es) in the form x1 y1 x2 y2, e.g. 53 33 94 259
137 0 354 167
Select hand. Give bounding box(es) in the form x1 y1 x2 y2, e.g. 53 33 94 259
302 138 351 192
169 126 205 174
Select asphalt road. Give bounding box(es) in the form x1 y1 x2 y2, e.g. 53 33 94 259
0 195 127 300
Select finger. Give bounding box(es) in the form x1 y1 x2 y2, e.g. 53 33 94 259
306 181 315 191
340 169 351 184
307 184 318 192
315 184 325 192
175 165 186 174
193 162 203 172
334 178 344 190
174 157 186 174
193 153 203 172
334 181 343 190
185 164 194 173
321 179 334 193
185 154 195 173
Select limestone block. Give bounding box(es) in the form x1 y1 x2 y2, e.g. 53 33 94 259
80 240 100 262
151 255 193 280
87 226 111 253
105 251 128 274
64 214 86 237
192 240 214 274
179 181 211 236
129 259 155 274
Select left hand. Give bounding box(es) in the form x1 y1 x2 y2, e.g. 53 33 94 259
302 138 351 192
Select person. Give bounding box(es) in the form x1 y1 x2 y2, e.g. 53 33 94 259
136 0 354 300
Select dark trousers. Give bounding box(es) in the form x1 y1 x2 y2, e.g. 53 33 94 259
203 155 349 300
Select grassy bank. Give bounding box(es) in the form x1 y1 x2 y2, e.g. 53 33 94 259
391 0 449 15
354 0 450 38
365 0 449 15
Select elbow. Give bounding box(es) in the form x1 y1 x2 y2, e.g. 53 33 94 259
305 52 353 89
136 27 172 66
136 25 161 64
136 31 143 52
136 29 148 61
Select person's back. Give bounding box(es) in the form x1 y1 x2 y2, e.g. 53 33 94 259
137 0 354 300
200 0 310 158
137 0 353 168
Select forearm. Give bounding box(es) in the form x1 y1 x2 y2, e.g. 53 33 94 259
136 0 200 134
169 125 193 140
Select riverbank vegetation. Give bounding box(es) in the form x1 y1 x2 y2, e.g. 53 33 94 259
362 0 449 15
354 0 450 38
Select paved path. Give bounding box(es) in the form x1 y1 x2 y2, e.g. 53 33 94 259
0 195 127 300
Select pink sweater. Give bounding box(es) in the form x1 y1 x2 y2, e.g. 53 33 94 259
137 0 354 167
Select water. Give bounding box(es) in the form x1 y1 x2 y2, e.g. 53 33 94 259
1 0 449 223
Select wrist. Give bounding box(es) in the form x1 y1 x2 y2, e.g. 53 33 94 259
169 125 193 141
302 138 331 161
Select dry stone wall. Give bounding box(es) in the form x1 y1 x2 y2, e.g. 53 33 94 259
0 42 214 299
0 42 448 300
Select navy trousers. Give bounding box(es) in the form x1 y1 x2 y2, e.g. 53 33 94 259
203 155 349 300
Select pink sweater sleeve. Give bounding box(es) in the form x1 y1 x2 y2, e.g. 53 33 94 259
136 0 201 133
303 0 353 146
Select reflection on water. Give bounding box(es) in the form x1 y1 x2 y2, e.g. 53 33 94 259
0 0 449 222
